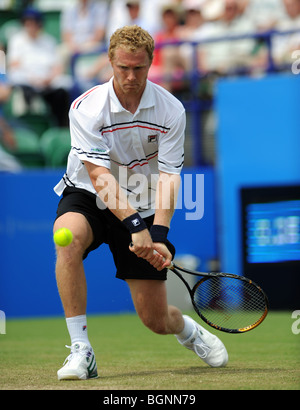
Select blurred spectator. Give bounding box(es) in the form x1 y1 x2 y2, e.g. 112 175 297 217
244 0 286 32
61 0 108 55
107 0 184 39
106 0 151 40
0 76 15 149
200 0 224 21
106 0 132 39
148 4 187 91
200 0 265 74
272 0 300 66
6 7 70 127
0 73 21 172
177 0 214 72
122 0 148 28
178 0 207 40
139 0 185 36
125 0 144 26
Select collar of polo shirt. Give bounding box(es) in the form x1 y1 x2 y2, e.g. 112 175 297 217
109 78 155 114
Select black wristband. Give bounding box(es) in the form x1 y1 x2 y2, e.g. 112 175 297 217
150 225 169 243
122 213 147 233
150 225 175 259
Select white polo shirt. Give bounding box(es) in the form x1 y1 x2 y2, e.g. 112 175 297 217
54 78 186 217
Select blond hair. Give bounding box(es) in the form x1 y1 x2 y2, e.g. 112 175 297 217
108 25 155 63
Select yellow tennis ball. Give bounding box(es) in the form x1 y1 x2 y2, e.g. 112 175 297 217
53 228 73 247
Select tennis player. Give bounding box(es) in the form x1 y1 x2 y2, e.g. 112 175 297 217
53 25 228 380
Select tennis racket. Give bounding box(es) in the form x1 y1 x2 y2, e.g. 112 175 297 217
168 262 269 334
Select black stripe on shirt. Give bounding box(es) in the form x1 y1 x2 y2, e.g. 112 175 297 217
62 173 75 188
158 154 185 169
110 150 158 168
99 120 170 134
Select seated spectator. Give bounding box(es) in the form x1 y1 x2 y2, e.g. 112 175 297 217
177 0 215 72
0 73 21 172
272 0 300 66
177 0 207 40
139 0 182 37
6 7 70 127
148 4 187 91
200 0 265 74
124 0 144 26
243 0 286 32
106 0 152 40
60 0 108 55
0 75 15 150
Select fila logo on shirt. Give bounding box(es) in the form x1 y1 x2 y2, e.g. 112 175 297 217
148 134 158 143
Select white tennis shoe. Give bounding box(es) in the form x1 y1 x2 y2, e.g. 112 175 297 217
57 342 98 380
176 315 228 368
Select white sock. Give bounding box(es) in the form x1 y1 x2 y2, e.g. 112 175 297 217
66 315 91 347
176 316 195 342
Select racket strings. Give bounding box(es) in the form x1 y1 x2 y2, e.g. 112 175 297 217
193 277 267 331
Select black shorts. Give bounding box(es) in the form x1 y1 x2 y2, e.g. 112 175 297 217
55 187 167 281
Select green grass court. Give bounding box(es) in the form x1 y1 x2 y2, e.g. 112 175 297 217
0 311 299 390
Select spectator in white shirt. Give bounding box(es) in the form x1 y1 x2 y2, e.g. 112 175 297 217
61 0 108 54
7 7 69 127
272 0 300 66
200 0 262 74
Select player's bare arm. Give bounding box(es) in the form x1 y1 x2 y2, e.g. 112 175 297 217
147 172 181 270
153 171 181 227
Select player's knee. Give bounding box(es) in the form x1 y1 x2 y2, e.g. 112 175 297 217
54 232 87 266
53 214 93 263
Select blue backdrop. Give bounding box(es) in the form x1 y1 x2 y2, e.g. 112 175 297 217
0 167 216 318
